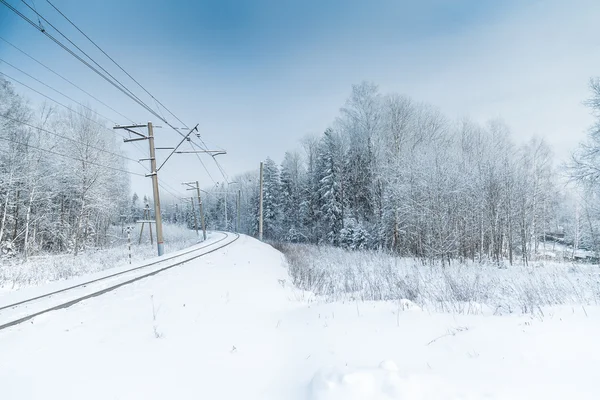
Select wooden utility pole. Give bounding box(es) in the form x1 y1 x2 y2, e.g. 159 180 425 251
259 161 264 241
237 189 241 233
183 181 207 241
190 197 199 236
147 122 165 256
224 185 228 231
196 181 207 241
115 122 165 256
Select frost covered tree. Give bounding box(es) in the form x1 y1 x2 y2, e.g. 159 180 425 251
131 193 142 222
318 129 343 245
0 77 130 258
338 82 381 228
300 135 322 243
570 79 600 187
280 151 305 242
203 81 564 264
569 78 600 255
56 108 128 255
262 157 281 240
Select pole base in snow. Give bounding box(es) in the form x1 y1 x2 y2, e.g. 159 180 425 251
157 243 164 256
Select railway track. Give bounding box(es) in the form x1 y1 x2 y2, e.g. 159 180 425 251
0 231 240 331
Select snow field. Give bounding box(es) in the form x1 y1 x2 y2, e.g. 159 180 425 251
0 235 599 399
293 299 600 400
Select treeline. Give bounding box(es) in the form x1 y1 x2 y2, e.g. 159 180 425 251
0 77 129 258
203 82 586 264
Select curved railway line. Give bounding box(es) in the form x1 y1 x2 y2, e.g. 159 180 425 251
0 231 240 331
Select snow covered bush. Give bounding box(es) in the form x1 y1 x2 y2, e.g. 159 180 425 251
340 219 370 251
275 242 600 314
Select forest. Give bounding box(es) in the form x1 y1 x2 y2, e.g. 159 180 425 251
3 75 600 266
202 81 600 265
0 76 129 259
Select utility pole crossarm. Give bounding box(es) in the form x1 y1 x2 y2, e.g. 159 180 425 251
175 150 226 155
113 124 147 138
123 137 148 143
114 124 147 129
156 124 199 172
259 162 264 241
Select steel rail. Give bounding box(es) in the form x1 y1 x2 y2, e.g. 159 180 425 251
0 232 239 331
0 232 229 312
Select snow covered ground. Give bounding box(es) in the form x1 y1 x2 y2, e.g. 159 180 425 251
0 235 599 399
0 231 223 306
0 223 202 291
0 232 232 329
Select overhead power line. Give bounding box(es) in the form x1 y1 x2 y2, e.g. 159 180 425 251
1 0 232 187
157 182 186 200
188 141 216 184
1 0 168 126
0 35 148 154
0 113 141 164
38 0 232 181
194 133 229 182
15 0 194 141
213 156 230 183
6 0 227 163
44 0 189 130
0 69 129 141
18 0 159 116
0 57 118 124
0 135 146 176
191 138 228 183
0 35 135 123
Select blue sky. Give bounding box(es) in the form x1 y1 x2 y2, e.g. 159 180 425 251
1 0 599 197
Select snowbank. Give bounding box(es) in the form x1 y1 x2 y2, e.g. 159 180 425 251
310 361 446 400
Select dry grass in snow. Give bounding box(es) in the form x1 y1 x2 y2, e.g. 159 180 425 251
274 242 600 315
